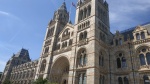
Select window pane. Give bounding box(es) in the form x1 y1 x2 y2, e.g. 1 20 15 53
122 57 127 68
117 58 121 68
139 54 146 65
118 77 123 84
124 77 129 84
119 38 122 45
83 55 87 65
83 73 87 84
146 53 150 65
141 32 145 39
79 74 82 84
99 56 101 66
116 39 118 46
143 75 149 84
102 57 104 66
136 33 140 40
80 56 83 65
102 76 105 84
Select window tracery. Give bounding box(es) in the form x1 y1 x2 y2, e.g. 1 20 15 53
77 72 87 84
99 52 104 66
77 49 87 67
118 77 129 84
78 5 91 22
138 47 150 66
99 75 105 84
79 31 87 41
116 53 127 68
40 60 46 72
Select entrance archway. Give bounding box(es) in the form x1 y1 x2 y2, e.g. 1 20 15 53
50 56 69 84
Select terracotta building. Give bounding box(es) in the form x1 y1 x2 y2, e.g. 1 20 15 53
1 0 150 84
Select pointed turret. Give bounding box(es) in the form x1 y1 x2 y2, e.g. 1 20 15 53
52 2 69 24
58 2 67 11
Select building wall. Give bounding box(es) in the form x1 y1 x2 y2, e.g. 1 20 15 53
1 0 150 84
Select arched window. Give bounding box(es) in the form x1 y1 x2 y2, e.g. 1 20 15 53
146 53 150 65
101 57 104 66
138 47 150 66
122 57 127 68
117 58 121 68
78 49 87 66
63 29 70 37
141 32 145 39
116 53 127 68
139 54 146 65
63 80 67 84
99 75 105 84
80 56 83 65
30 70 34 77
44 47 49 54
118 77 123 84
83 73 87 84
81 10 83 20
87 5 91 17
78 74 82 84
83 54 87 65
136 33 140 40
99 52 104 66
79 33 84 40
124 77 129 84
143 75 149 84
84 8 87 19
69 39 73 46
116 39 118 46
99 56 101 66
84 31 87 39
40 60 46 72
119 38 122 45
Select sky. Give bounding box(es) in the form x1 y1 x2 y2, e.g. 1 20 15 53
0 0 150 72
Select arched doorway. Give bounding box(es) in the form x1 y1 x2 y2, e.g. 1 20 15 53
49 56 69 84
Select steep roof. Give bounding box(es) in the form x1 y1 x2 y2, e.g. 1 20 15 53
15 48 29 57
120 22 150 41
58 2 67 11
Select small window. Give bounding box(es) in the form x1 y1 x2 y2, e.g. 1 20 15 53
119 38 122 45
116 39 118 46
141 32 145 39
118 77 123 84
136 33 140 40
139 54 146 66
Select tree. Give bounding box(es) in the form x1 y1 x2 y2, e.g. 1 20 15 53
33 77 47 84
3 79 11 84
33 78 57 84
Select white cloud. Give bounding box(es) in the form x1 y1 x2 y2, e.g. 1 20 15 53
0 10 21 21
0 11 9 16
108 0 150 32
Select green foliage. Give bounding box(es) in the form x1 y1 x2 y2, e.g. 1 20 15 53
33 78 57 84
3 79 11 84
33 77 47 84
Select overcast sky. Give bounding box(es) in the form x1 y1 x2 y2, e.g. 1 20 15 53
0 0 150 72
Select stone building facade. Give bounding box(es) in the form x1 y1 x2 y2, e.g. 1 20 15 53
1 0 150 84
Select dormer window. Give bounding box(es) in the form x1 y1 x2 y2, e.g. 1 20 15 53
136 33 140 40
141 32 145 39
115 39 118 46
119 38 122 45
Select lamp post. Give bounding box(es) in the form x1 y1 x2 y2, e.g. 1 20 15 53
128 42 136 84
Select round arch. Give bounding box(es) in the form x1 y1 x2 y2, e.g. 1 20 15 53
50 56 70 84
